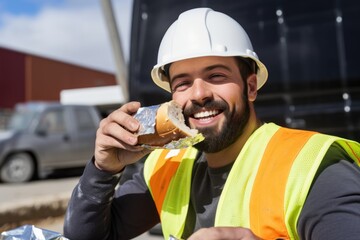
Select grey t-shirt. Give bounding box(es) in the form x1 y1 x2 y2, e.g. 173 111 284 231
182 153 233 237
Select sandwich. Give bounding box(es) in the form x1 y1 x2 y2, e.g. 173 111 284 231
134 100 204 148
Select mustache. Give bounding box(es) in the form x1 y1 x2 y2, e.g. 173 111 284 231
183 100 228 117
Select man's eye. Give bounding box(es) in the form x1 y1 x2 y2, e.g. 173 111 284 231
209 74 226 80
172 81 190 92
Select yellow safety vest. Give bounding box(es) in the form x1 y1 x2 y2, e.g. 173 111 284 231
143 123 360 240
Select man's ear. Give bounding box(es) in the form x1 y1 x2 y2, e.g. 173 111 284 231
247 74 258 102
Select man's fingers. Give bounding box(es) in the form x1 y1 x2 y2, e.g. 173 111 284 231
106 103 141 133
99 120 138 146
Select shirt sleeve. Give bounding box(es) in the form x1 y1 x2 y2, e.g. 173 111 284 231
297 144 360 240
63 158 159 240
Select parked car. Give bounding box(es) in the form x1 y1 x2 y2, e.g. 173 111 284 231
0 102 101 183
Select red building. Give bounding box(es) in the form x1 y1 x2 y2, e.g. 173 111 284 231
0 46 117 109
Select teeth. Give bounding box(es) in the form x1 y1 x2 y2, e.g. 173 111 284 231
194 110 219 119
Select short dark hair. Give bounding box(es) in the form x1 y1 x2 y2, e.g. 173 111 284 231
235 57 258 82
162 63 171 79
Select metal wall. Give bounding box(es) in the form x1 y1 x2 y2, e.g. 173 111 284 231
0 48 26 108
25 55 116 102
0 47 116 109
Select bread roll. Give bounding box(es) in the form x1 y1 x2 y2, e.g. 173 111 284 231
137 101 199 147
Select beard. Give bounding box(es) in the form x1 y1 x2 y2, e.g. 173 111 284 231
183 93 250 153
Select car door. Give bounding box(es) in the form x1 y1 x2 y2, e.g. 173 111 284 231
67 106 98 165
30 107 77 168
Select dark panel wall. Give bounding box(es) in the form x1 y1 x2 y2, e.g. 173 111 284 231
130 0 360 141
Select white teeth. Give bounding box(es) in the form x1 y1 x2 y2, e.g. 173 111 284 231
194 110 219 119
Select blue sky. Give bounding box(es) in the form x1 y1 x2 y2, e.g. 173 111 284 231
0 0 132 73
0 0 66 16
0 0 41 16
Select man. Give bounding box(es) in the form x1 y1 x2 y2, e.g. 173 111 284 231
64 8 360 240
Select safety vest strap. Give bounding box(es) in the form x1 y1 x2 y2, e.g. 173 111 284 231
215 123 280 229
144 148 198 239
282 133 346 239
148 149 187 214
250 127 316 239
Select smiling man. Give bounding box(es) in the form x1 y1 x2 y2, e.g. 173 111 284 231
170 56 259 165
64 8 360 240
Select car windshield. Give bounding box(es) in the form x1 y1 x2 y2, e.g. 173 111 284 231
7 110 38 131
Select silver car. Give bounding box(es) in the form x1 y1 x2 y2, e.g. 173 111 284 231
0 102 101 183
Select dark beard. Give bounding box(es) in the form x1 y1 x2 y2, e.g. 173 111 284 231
184 94 250 153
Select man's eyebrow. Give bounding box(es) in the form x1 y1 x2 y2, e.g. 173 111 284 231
203 64 232 73
170 64 232 82
170 73 189 83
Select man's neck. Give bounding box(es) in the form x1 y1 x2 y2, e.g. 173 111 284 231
204 118 262 168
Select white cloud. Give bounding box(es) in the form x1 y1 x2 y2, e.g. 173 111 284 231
0 0 132 73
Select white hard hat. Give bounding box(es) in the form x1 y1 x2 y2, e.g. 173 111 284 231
151 8 268 92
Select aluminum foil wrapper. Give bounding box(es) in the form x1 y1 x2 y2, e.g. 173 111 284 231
133 104 204 149
133 104 159 135
0 225 69 240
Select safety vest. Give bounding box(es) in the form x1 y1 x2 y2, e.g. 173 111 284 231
143 123 360 240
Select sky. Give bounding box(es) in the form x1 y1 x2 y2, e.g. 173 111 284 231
0 0 133 73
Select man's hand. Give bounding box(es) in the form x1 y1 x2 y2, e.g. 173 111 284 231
94 101 151 173
188 227 262 240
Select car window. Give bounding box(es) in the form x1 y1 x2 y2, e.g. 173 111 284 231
75 108 96 131
38 109 66 134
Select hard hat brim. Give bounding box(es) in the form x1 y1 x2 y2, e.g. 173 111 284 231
151 54 268 92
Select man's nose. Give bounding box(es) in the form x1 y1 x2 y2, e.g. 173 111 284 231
189 78 213 105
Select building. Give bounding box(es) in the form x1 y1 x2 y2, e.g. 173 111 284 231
0 46 118 110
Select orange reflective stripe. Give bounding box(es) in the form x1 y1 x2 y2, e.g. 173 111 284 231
250 128 316 238
345 142 360 164
149 149 187 214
